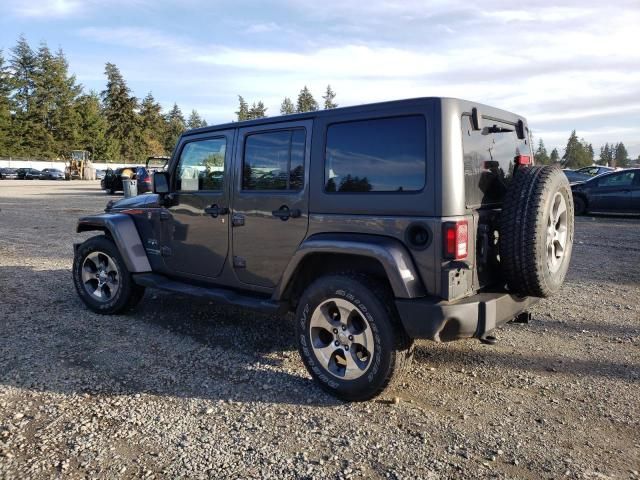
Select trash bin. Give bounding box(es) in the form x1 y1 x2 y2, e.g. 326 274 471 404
122 178 138 198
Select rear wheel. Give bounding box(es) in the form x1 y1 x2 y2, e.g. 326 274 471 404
295 274 413 401
73 235 145 314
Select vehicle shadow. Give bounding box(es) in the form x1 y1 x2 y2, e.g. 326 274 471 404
413 334 638 383
0 265 339 407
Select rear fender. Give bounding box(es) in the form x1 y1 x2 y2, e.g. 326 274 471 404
275 233 426 300
76 213 151 272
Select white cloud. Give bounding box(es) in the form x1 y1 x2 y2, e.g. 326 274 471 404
6 0 149 19
69 1 640 156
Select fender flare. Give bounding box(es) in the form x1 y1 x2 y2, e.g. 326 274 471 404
76 213 151 273
274 233 426 300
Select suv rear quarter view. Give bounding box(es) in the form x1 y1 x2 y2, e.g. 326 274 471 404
72 97 574 401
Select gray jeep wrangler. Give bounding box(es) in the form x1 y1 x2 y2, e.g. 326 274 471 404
73 97 574 401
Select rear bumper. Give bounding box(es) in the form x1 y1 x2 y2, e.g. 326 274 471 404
395 291 539 341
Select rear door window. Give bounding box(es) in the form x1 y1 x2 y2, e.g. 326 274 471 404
324 116 426 193
461 115 530 207
242 129 305 191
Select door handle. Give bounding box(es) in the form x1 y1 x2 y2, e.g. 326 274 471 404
272 206 301 221
204 204 229 218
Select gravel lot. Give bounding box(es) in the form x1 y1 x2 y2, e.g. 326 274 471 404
1 180 639 479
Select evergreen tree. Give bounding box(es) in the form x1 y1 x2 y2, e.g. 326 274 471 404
76 91 108 160
9 35 38 155
248 101 267 119
534 139 550 165
598 143 613 166
32 45 82 157
296 86 318 113
280 97 295 115
10 35 36 114
187 109 206 129
613 142 629 168
562 130 591 168
236 95 249 121
0 50 13 155
550 148 560 164
139 92 166 155
165 102 185 153
322 84 338 109
101 62 142 162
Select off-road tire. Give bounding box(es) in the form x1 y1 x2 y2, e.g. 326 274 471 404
573 195 587 215
500 166 574 298
295 274 413 402
73 235 145 314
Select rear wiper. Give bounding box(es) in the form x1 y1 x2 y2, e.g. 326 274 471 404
483 125 513 134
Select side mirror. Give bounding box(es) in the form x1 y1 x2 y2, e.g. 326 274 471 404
153 171 170 194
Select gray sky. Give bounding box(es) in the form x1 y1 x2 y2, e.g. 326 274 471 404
1 0 639 157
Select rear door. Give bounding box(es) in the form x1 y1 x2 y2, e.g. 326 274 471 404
231 120 311 288
588 171 635 211
162 131 233 279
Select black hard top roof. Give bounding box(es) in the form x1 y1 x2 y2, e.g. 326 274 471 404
182 96 447 137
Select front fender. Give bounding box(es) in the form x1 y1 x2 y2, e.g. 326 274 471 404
275 233 426 300
76 213 151 273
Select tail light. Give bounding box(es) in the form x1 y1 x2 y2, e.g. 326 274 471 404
443 220 468 260
515 155 531 166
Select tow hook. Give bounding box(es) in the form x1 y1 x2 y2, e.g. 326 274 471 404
479 333 497 345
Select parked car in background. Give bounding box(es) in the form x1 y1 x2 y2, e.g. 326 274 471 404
572 168 640 214
95 169 106 180
564 165 615 183
134 166 153 194
575 165 615 177
16 168 43 180
40 168 66 180
0 168 19 179
100 167 137 194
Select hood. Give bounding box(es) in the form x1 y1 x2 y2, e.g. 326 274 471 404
105 193 160 212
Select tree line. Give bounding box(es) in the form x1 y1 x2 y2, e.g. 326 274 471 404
0 36 206 163
1 36 637 166
534 131 635 168
235 85 338 121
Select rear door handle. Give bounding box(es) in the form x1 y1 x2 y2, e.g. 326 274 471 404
204 204 229 218
272 206 301 221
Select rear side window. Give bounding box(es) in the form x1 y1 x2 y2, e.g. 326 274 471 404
324 116 426 193
243 129 305 191
461 115 530 207
597 171 635 187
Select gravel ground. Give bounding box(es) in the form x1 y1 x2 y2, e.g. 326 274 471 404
0 180 639 479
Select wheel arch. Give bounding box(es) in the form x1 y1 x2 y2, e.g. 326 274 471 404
76 213 151 273
274 233 426 307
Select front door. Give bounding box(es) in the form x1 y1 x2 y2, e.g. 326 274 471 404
589 171 635 212
231 121 312 287
162 132 233 279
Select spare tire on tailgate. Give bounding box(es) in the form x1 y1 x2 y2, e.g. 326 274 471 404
500 166 574 298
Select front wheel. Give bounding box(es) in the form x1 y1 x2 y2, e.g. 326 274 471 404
73 235 145 314
295 274 413 401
